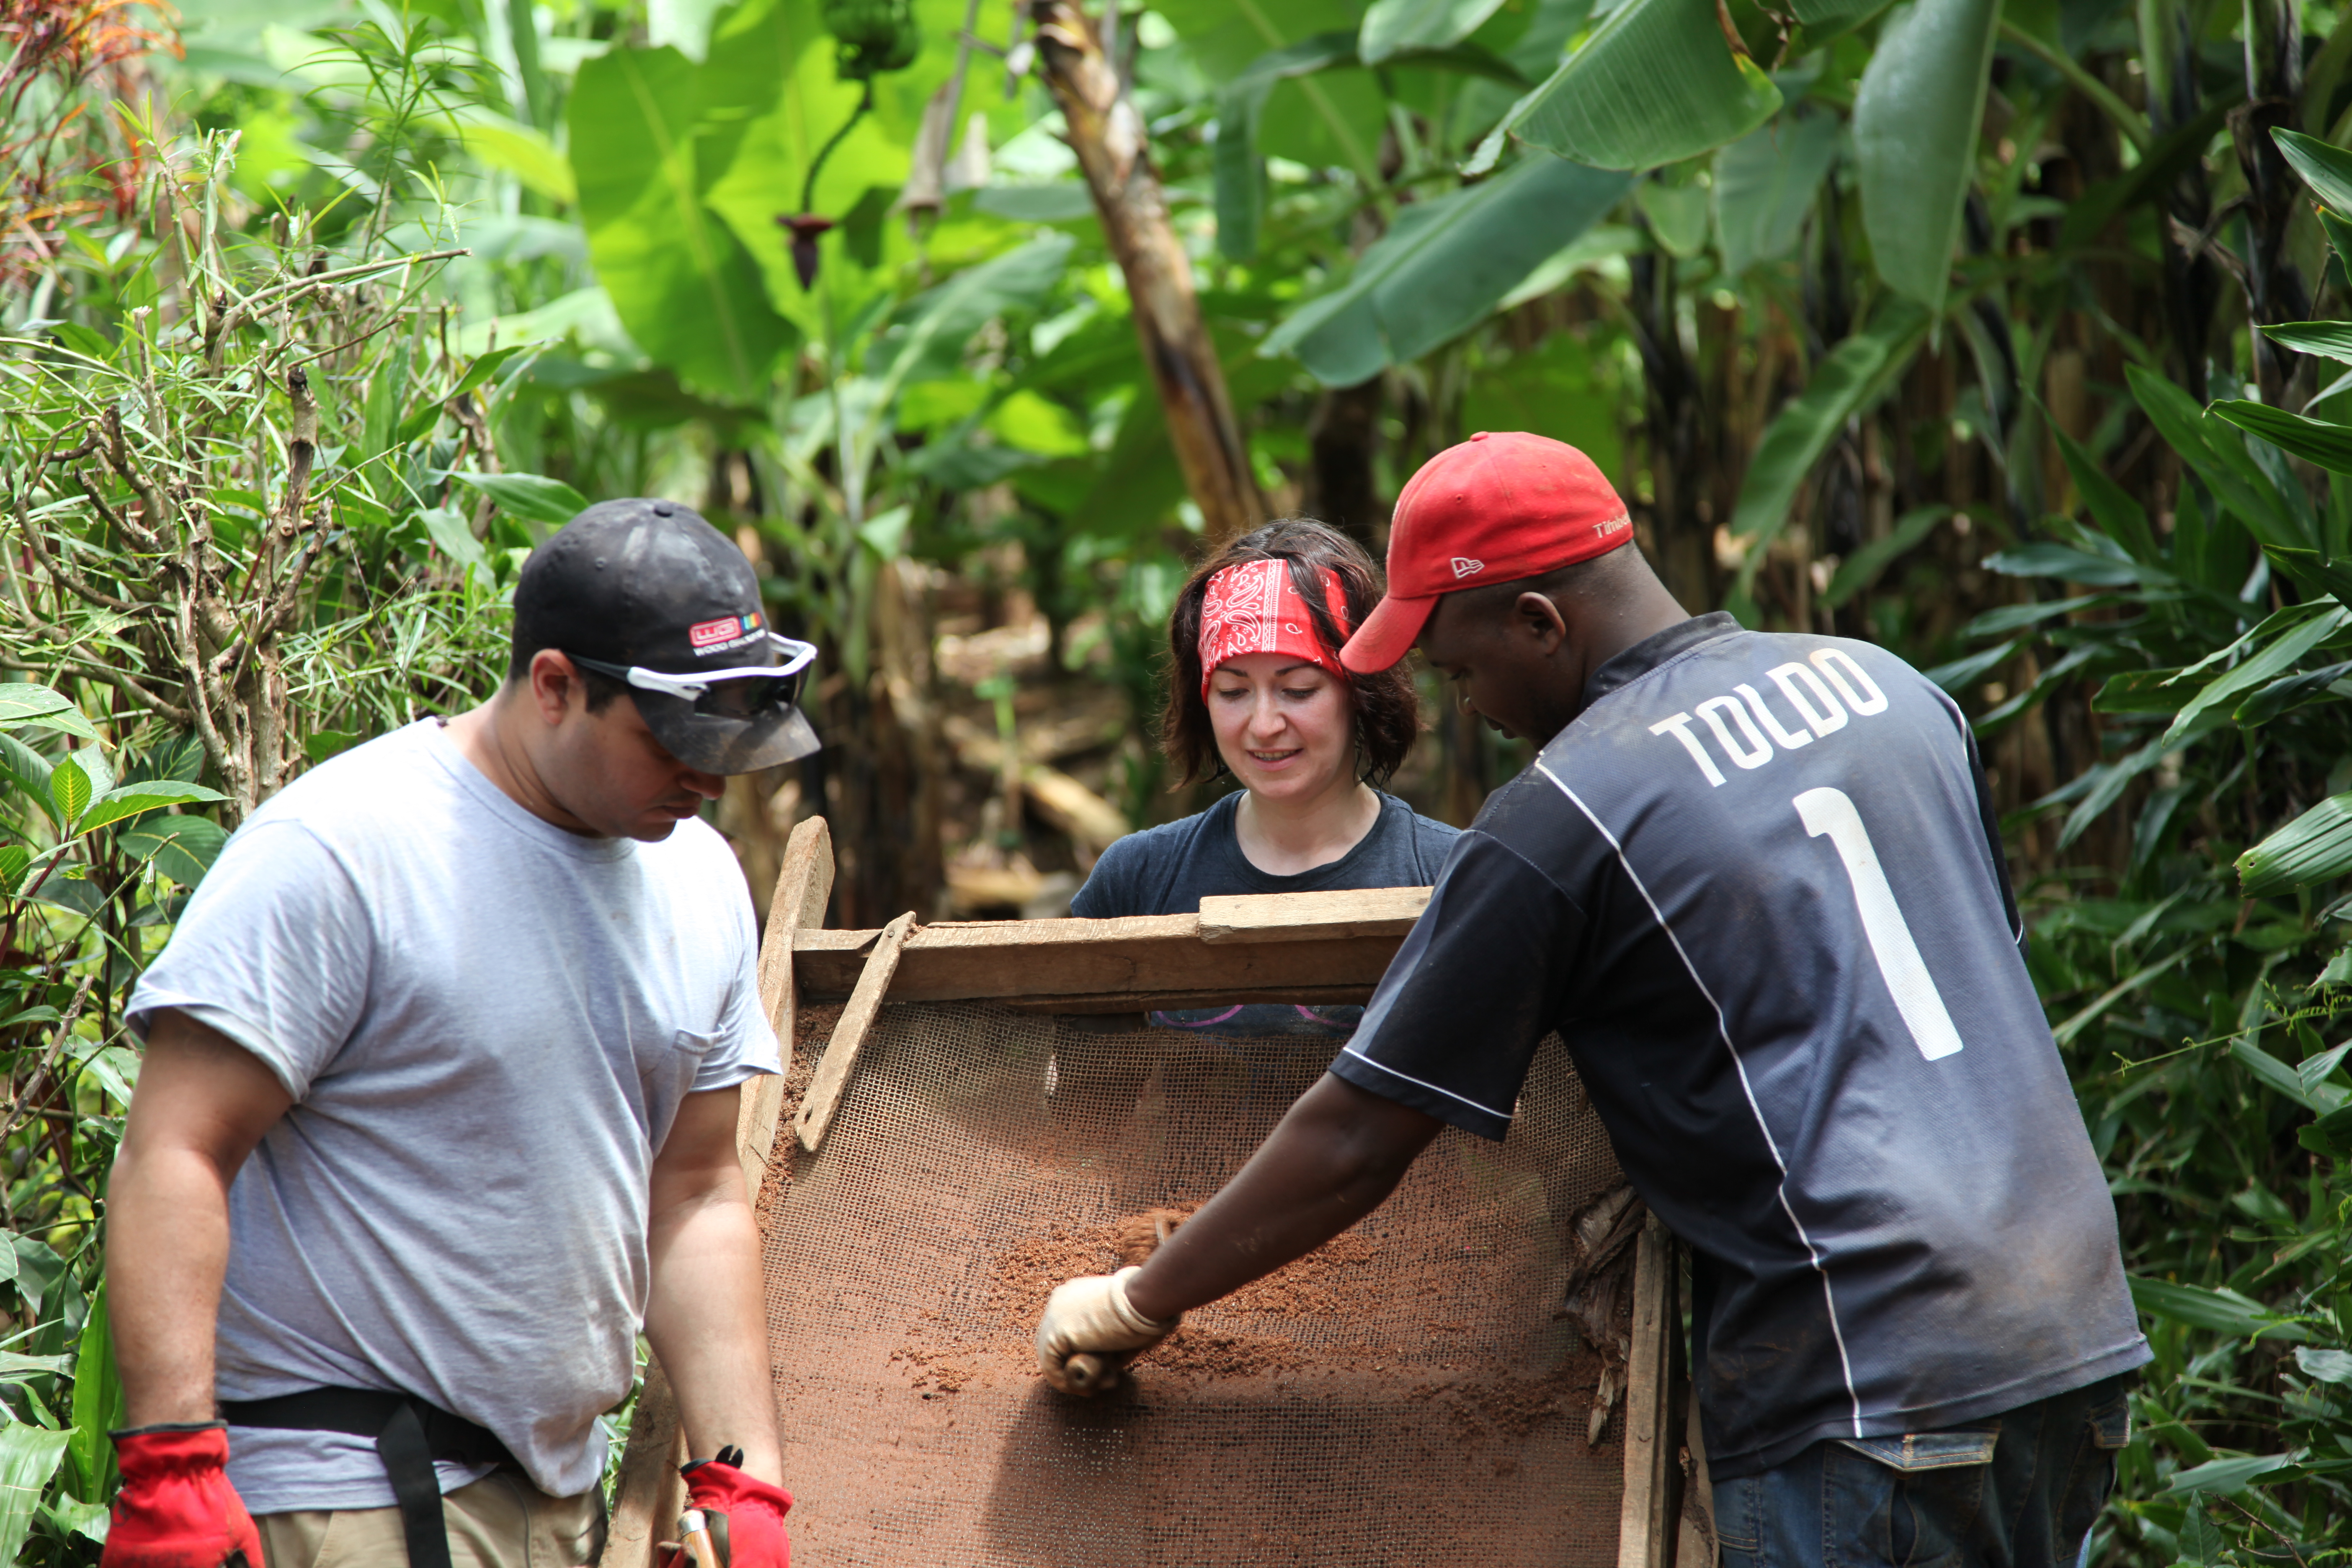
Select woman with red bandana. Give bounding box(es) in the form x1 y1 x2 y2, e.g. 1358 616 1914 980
1070 519 1457 1037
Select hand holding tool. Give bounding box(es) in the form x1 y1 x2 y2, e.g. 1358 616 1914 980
1033 1265 1178 1395
657 1448 792 1567
101 1423 263 1568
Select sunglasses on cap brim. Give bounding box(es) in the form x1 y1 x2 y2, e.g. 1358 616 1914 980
567 634 818 721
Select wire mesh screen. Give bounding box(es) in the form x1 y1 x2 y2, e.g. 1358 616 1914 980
757 1001 1632 1567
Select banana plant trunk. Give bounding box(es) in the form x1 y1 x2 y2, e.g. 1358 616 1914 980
1028 0 1264 551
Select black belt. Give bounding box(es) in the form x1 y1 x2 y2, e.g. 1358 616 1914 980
222 1387 515 1568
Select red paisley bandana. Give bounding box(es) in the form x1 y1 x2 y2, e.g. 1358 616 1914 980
1197 558 1352 698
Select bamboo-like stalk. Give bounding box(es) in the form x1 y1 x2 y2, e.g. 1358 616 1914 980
1027 0 1263 552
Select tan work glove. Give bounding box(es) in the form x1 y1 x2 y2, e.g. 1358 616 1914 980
1034 1265 1178 1395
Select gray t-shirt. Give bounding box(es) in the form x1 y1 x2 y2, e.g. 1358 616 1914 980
1070 790 1457 1036
128 720 778 1511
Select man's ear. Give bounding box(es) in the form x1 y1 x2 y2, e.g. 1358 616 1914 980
1511 590 1570 654
527 649 582 727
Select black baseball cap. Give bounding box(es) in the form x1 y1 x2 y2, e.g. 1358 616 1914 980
513 498 823 773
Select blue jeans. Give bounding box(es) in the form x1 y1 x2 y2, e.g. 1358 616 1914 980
1713 1374 2133 1568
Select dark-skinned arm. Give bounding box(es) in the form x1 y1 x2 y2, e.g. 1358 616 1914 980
1122 1073 1442 1323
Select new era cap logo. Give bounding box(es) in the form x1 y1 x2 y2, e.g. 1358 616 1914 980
1450 557 1484 579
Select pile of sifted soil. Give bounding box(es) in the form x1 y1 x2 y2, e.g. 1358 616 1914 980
990 1204 1413 1386
1111 1203 1201 1266
887 1342 979 1395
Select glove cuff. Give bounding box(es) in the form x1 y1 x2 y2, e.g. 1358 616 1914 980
681 1458 794 1519
111 1421 232 1480
1108 1266 1177 1334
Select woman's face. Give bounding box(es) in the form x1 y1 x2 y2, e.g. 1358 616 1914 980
1207 651 1358 804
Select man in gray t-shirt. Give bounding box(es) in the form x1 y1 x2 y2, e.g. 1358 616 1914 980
103 501 822 1568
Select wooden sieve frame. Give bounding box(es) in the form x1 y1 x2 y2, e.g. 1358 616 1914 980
598 816 1712 1568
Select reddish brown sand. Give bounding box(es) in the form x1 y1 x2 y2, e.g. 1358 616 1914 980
978 1205 1576 1393
756 1008 1636 1564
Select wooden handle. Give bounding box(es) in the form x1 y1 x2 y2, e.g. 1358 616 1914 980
1063 1352 1113 1394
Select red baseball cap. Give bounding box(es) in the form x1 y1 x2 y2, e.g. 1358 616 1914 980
1339 431 1632 674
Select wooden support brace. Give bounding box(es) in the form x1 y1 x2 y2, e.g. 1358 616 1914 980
1679 1356 1720 1567
792 910 917 1153
736 818 835 1200
596 1360 686 1568
1618 1214 1680 1568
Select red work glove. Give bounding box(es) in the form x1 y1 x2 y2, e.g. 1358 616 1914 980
102 1423 262 1568
658 1456 791 1567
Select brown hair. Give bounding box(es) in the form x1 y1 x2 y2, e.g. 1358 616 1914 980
1160 518 1421 788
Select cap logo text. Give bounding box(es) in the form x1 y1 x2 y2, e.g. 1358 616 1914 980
1596 514 1631 537
689 612 763 652
1450 557 1485 579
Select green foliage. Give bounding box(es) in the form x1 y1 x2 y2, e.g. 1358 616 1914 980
1713 112 1841 278
1726 299 1932 602
1505 0 1782 169
36 0 2352 1561
1955 126 2352 1558
1358 0 1511 62
1851 0 1999 311
0 685 242 1564
569 45 798 403
1262 155 1628 385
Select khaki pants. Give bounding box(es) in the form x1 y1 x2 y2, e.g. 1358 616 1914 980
256 1470 606 1568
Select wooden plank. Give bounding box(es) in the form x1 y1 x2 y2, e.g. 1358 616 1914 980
1677 1349 1719 1567
736 818 833 1201
793 910 1401 1005
1618 1214 1679 1568
597 1359 686 1568
1001 983 1381 1015
1198 885 1430 944
792 911 917 1152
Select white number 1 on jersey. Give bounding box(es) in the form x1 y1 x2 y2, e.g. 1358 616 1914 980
1793 787 1966 1062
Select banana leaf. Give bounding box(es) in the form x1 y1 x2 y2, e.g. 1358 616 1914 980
1507 0 1781 170
1853 0 1999 310
1215 32 1528 259
1359 0 1509 62
1727 299 1932 590
1714 112 1840 276
1261 155 1629 385
568 46 796 402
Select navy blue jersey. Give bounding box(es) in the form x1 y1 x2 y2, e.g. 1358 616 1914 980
1328 614 2148 1478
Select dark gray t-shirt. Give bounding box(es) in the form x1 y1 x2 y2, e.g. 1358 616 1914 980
1070 790 1458 1037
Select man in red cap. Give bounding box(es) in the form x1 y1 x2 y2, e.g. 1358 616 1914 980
1035 433 2147 1568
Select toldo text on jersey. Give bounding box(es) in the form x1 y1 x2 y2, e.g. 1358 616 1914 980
1645 648 1891 787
